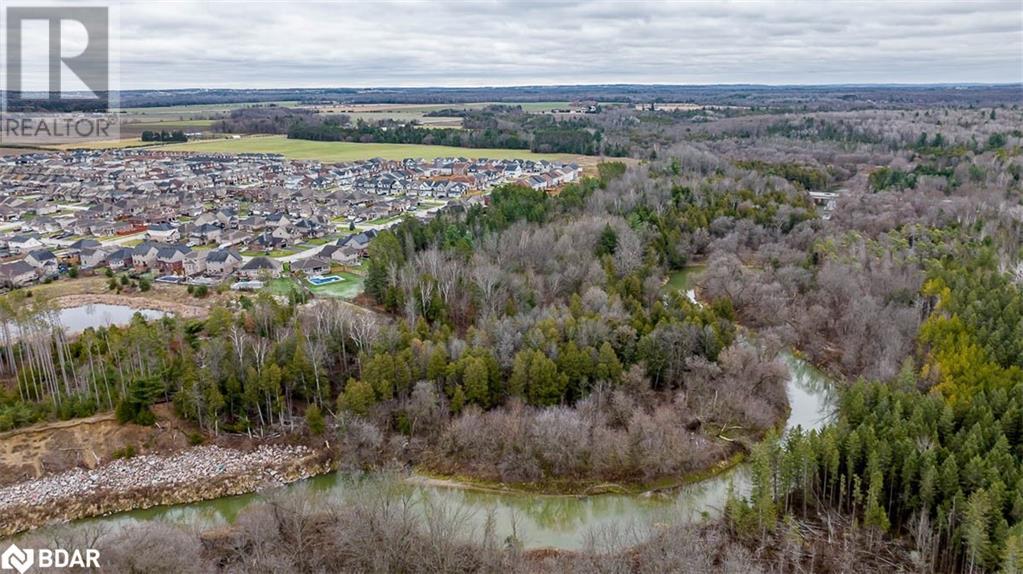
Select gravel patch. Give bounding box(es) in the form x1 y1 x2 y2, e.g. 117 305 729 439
0 444 313 510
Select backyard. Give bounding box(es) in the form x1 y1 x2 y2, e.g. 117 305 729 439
265 270 364 299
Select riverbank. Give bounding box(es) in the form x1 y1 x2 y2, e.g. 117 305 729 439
0 444 332 538
410 450 748 497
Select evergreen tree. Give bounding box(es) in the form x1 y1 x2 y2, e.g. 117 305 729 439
305 403 325 435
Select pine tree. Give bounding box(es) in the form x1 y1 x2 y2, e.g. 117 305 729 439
305 403 325 435
596 342 623 381
427 346 448 382
508 350 529 398
527 351 567 406
463 357 490 407
964 489 992 573
450 385 466 414
338 378 375 416
596 223 618 256
940 455 961 501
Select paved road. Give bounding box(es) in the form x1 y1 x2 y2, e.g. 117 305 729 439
99 232 147 247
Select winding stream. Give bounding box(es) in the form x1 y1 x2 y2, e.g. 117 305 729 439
71 269 836 550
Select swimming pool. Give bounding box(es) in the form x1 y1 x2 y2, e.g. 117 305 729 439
307 275 344 286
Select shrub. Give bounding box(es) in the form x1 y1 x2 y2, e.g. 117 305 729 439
111 445 137 460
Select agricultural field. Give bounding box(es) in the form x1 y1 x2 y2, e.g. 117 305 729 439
156 135 580 162
312 101 576 128
116 101 302 119
48 139 157 151
112 101 301 138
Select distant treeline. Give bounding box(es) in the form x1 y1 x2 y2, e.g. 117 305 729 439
2 95 110 113
113 84 1023 110
140 130 187 142
288 108 628 156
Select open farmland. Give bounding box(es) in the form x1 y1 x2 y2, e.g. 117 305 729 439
114 101 301 137
307 101 577 127
157 135 581 162
117 101 302 118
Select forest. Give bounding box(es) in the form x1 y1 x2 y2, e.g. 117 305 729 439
5 94 1023 572
286 107 628 156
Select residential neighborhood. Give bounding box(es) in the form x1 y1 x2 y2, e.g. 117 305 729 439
0 149 580 290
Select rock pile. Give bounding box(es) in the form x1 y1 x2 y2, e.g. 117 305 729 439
0 444 328 535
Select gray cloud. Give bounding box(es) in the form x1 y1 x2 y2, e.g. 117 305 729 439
97 0 1023 87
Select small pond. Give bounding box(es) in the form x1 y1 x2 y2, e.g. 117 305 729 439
5 304 167 338
57 304 167 333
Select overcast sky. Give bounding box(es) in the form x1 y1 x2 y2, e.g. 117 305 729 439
25 0 1023 88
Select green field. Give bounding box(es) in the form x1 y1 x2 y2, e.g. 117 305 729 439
157 135 576 162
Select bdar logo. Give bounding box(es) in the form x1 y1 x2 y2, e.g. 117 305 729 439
1 544 33 574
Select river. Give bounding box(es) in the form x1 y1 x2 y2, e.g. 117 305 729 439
71 268 836 550
74 353 832 550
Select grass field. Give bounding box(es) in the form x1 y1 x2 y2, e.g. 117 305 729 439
266 271 364 299
49 139 158 151
157 135 577 162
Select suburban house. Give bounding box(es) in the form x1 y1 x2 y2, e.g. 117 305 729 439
80 246 112 269
238 256 282 279
104 248 134 271
182 250 207 277
192 223 223 245
205 249 243 276
132 242 161 269
155 245 191 275
146 223 180 242
8 234 44 254
0 260 38 287
336 230 377 257
291 256 331 276
64 238 102 265
319 243 361 265
25 249 59 274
